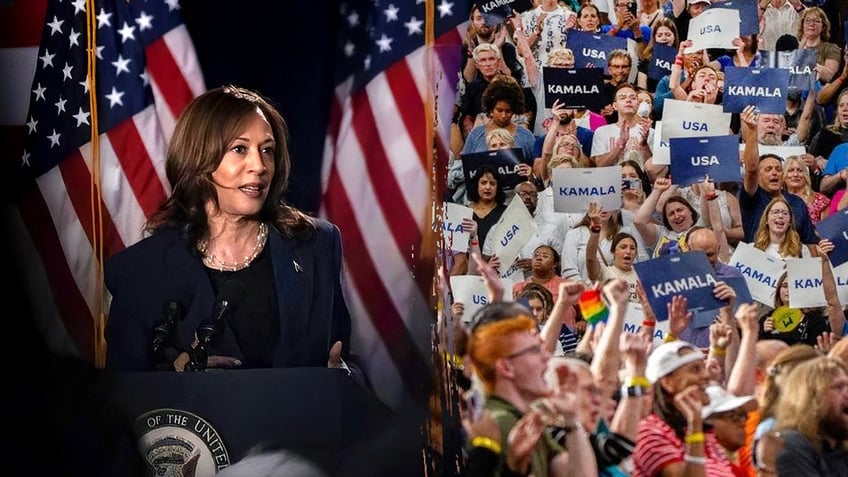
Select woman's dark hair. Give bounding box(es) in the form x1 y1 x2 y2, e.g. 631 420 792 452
147 85 315 244
620 159 653 196
466 164 506 204
661 196 699 230
517 283 555 320
610 232 637 255
481 74 526 115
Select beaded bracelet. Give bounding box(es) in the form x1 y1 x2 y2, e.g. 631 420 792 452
471 436 502 454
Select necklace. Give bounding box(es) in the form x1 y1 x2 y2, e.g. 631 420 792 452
199 222 269 272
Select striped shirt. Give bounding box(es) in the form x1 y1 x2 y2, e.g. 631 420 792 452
632 414 733 477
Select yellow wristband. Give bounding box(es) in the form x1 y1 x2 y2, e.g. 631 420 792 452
684 432 705 444
664 334 677 343
471 436 502 454
710 347 727 357
627 376 651 388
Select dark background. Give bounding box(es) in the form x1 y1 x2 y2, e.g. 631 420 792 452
181 1 340 215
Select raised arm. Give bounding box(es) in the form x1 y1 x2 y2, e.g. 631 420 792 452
634 176 672 248
794 88 818 144
726 302 760 397
585 203 604 281
590 279 630 394
541 281 584 353
818 240 845 338
740 105 761 196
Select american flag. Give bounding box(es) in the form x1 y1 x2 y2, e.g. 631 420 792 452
5 0 204 365
321 0 469 408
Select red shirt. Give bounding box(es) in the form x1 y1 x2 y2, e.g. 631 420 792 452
632 413 734 477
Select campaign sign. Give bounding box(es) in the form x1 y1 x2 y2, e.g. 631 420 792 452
709 2 759 36
462 147 529 192
685 8 740 51
567 29 627 73
728 242 785 305
723 67 789 114
485 195 537 271
622 302 670 348
669 135 742 186
475 0 534 24
543 67 606 110
834 261 848 308
815 207 848 267
652 120 671 165
634 251 726 321
786 258 827 308
552 165 622 213
450 275 491 324
660 99 731 141
443 202 473 253
649 44 677 80
759 49 817 92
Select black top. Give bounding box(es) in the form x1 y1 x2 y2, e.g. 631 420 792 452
206 245 279 367
475 203 508 252
758 308 831 346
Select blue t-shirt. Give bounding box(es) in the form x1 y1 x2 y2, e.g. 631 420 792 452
823 143 848 176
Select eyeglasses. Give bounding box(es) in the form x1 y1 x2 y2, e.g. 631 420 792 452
506 343 543 360
516 191 538 198
615 2 632 8
768 209 791 217
616 94 638 100
609 64 631 70
803 17 823 24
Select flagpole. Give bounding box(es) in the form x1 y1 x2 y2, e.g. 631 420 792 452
86 0 106 368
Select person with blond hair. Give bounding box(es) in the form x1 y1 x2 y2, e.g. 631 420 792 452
783 155 831 223
773 356 848 476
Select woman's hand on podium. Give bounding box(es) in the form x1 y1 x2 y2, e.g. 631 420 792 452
327 341 351 375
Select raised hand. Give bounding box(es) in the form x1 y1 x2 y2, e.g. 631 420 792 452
653 176 672 193
602 278 630 310
735 302 760 338
667 294 692 338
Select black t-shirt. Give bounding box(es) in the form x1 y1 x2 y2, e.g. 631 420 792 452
758 308 831 346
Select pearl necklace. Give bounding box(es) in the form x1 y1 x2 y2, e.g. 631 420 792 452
199 222 268 272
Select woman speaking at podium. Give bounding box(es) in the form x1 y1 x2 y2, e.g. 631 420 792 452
104 85 358 378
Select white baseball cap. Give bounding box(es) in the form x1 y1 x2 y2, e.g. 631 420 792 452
701 384 757 419
646 340 705 383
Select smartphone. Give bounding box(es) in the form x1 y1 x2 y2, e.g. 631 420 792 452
622 178 642 191
627 1 637 17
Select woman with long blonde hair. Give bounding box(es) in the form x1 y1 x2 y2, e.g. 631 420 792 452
752 197 809 260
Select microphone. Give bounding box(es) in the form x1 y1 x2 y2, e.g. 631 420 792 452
151 300 187 370
185 281 247 371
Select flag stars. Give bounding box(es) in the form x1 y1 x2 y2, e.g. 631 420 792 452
105 87 125 107
139 69 150 86
79 76 90 93
364 55 372 70
21 151 31 168
344 41 355 57
112 54 131 75
47 129 61 148
437 0 454 18
165 0 180 11
404 16 423 35
97 8 112 28
39 49 56 68
33 83 47 101
62 62 74 81
376 34 393 53
71 0 86 15
47 16 64 35
95 45 105 60
118 22 136 43
68 28 81 47
26 117 38 134
73 107 91 127
55 96 67 114
384 4 399 22
348 11 360 27
135 11 154 31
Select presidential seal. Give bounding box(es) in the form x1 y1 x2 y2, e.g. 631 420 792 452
134 408 230 477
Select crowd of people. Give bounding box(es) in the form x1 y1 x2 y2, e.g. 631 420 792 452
433 0 848 476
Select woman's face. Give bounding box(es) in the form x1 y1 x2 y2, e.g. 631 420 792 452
766 202 792 235
555 136 580 156
663 353 710 404
837 93 848 127
779 279 790 304
664 201 694 232
654 26 674 46
801 13 824 39
491 100 514 128
578 7 600 31
488 135 513 150
613 237 637 271
210 109 275 220
477 172 498 202
531 246 557 276
528 297 547 323
784 160 807 191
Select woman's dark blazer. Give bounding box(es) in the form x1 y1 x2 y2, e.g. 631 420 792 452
104 219 352 372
